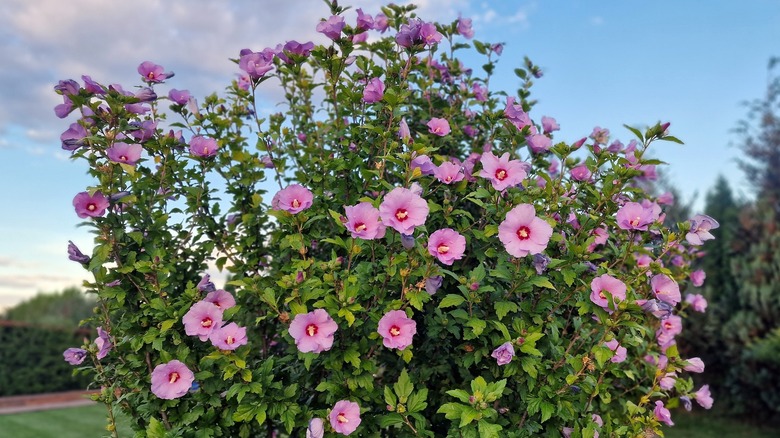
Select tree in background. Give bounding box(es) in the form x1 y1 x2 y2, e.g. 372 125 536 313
1 287 94 328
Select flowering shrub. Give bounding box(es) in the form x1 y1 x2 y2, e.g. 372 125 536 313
57 2 717 437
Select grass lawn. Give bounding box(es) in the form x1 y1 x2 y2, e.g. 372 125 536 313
664 411 780 438
0 403 133 438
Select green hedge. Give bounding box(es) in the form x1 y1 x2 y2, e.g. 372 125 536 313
0 321 92 396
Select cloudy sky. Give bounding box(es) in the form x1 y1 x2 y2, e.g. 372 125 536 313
1 0 778 310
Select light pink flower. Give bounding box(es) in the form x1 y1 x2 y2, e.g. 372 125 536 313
307 418 324 438
504 96 531 130
289 309 338 353
659 372 677 390
605 339 627 363
427 118 450 136
95 327 112 360
456 16 474 38
527 133 552 153
651 274 681 306
498 204 553 257
377 310 417 350
590 126 610 145
189 135 219 158
427 228 466 265
151 360 194 400
379 187 429 235
329 400 361 435
362 77 385 103
491 342 515 365
683 357 705 373
479 151 528 191
434 162 464 184
73 191 110 218
686 214 719 245
316 15 346 40
657 191 675 205
616 202 654 231
693 385 713 409
203 289 236 310
209 322 248 350
658 314 683 337
542 116 560 133
690 270 706 287
345 202 386 240
106 142 143 165
570 164 592 181
183 301 223 341
272 184 314 214
685 293 708 312
590 274 627 312
398 118 411 142
653 400 674 426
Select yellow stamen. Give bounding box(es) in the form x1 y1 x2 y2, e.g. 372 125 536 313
390 326 401 336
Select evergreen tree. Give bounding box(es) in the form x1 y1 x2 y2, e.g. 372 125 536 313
1 287 94 328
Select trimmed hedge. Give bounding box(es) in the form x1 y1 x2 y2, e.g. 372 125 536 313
0 321 92 396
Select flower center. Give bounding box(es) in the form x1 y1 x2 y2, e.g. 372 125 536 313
120 155 128 161
226 336 235 345
445 176 452 182
663 321 672 330
495 169 507 181
169 372 179 384
337 413 349 424
147 72 155 79
201 318 212 328
437 244 449 254
355 223 367 232
516 226 530 240
395 209 408 221
292 199 301 209
389 326 401 336
599 290 606 300
630 216 641 227
306 324 318 337
87 203 96 211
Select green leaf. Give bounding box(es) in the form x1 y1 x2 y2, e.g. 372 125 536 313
623 124 644 142
477 420 503 438
520 356 538 379
446 389 472 403
384 385 398 407
593 345 613 368
394 368 414 402
146 417 167 438
530 276 556 290
160 319 176 333
460 406 481 427
540 401 555 423
494 301 519 320
437 402 465 420
439 294 465 309
407 388 428 412
378 413 405 428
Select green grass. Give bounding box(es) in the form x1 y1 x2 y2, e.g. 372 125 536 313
0 403 133 438
664 411 780 438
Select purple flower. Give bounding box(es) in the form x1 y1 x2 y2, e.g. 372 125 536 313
95 327 112 360
182 301 223 341
203 289 236 310
401 233 416 250
362 77 385 103
427 228 466 266
527 133 552 153
398 118 411 142
605 339 627 363
133 87 157 102
63 348 87 365
411 155 436 176
686 214 719 245
54 79 79 96
377 310 417 350
272 184 314 214
498 204 553 257
81 75 105 94
457 16 474 38
197 274 216 293
472 83 487 101
542 116 560 133
345 202 386 240
239 49 275 80
685 293 708 312
355 8 374 32
106 142 143 165
374 13 389 32
570 164 592 181
316 15 346 40
590 126 610 145
427 118 450 136
639 299 674 319
168 89 191 105
73 191 109 218
693 385 713 409
590 274 627 312
54 96 74 118
504 97 531 130
61 122 88 151
209 322 247 350
651 274 681 306
396 19 441 48
653 400 674 426
138 61 173 83
491 342 515 365
307 418 325 438
659 372 677 390
151 360 194 400
67 241 90 264
379 187 429 235
283 40 314 57
533 253 551 275
683 357 705 373
289 309 338 353
129 120 157 142
479 151 529 191
189 136 219 158
616 202 654 231
425 276 443 295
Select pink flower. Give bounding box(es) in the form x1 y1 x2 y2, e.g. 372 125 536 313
182 301 223 341
498 204 553 257
590 274 627 312
658 314 683 337
527 133 552 153
362 77 385 103
427 118 450 136
693 385 713 409
504 96 531 130
203 289 236 310
605 339 627 363
316 15 346 40
168 89 191 105
686 214 719 245
411 155 436 175
456 16 474 38
491 342 515 365
106 142 143 165
427 228 466 265
398 118 411 142
329 400 361 435
683 357 705 373
590 126 610 145
307 418 325 438
151 360 194 400
659 372 677 390
377 310 417 350
272 184 314 214
379 187 429 235
289 309 338 353
651 274 681 306
63 348 87 365
479 151 529 191
653 400 674 426
690 270 706 287
542 116 560 133
344 202 386 240
189 135 219 158
616 202 654 231
434 162 464 184
209 322 248 350
657 191 675 205
685 293 708 312
570 164 592 181
138 61 172 83
73 191 110 218
95 327 112 360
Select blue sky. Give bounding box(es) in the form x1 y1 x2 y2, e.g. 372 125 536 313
0 0 778 310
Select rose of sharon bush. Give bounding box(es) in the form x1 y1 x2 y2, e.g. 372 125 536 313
58 3 715 437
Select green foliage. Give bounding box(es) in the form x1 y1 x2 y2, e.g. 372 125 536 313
1 287 94 328
54 3 712 437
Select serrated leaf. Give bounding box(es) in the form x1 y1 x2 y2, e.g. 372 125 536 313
384 385 397 407
439 294 465 309
437 402 465 420
446 389 472 403
407 388 428 412
460 406 481 427
540 401 555 423
530 276 556 290
478 420 503 438
394 368 414 402
146 417 167 438
494 301 519 320
378 413 405 428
